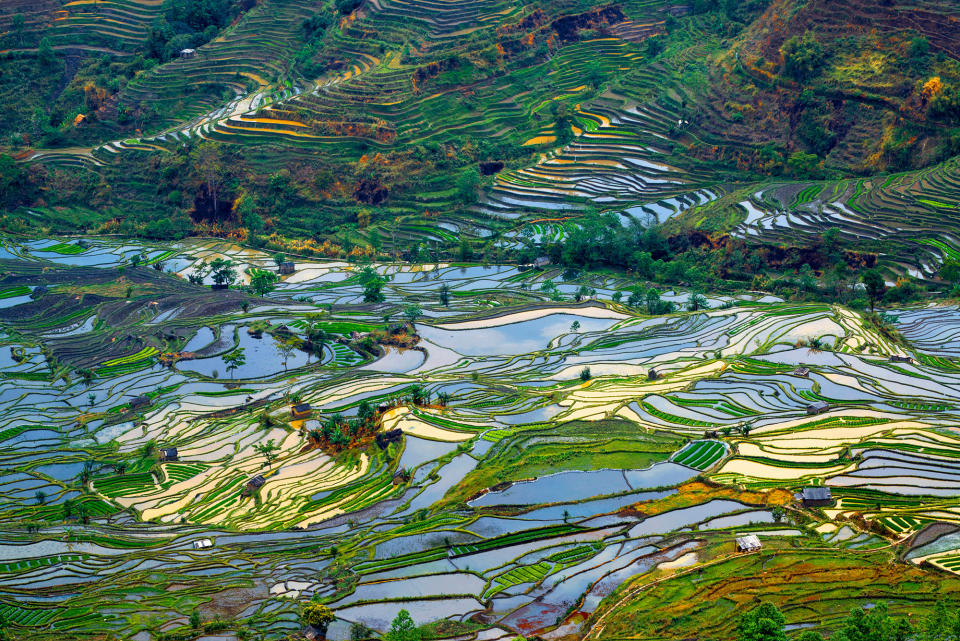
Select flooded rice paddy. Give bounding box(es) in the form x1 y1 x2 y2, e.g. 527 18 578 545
0 237 957 639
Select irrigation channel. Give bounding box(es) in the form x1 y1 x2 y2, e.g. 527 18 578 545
1 236 960 639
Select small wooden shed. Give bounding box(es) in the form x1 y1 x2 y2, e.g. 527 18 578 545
736 534 762 553
291 403 312 419
806 401 830 415
242 474 266 497
129 395 151 411
801 486 833 507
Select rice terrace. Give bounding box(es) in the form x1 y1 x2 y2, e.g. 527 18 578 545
4 0 960 640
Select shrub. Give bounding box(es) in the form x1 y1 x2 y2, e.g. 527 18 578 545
781 31 826 81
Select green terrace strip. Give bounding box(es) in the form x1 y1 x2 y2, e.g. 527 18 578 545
0 286 31 299
0 604 59 627
673 440 725 470
449 524 587 556
641 401 717 427
42 243 85 255
0 555 87 574
484 561 553 599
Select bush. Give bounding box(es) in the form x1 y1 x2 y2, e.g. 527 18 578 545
456 167 480 204
781 31 826 81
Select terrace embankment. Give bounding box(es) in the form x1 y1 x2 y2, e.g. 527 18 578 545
588 547 960 640
0 260 250 368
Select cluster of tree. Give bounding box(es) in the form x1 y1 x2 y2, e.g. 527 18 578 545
925 77 960 124
144 0 248 63
611 286 678 315
780 31 827 82
359 266 388 303
517 212 672 273
305 384 450 453
511 213 931 310
305 400 382 452
0 154 37 208
187 257 237 287
300 603 421 641
734 600 960 641
293 0 364 77
690 0 771 25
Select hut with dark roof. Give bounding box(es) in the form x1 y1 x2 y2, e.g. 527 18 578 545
805 401 830 415
801 486 833 507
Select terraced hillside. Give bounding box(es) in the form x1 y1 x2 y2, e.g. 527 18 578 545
5 3 960 637
0 235 959 639
1 0 958 287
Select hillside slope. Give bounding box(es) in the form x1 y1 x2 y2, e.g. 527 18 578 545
0 0 959 282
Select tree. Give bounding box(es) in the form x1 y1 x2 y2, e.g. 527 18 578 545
439 283 450 307
307 324 327 361
273 252 286 267
11 13 25 46
409 384 427 405
458 237 473 261
585 59 604 89
687 292 710 311
191 142 228 217
301 602 335 634
822 227 840 258
781 31 825 81
832 603 911 641
0 154 28 207
190 609 201 629
274 335 298 370
940 259 960 284
786 151 821 178
222 348 246 378
253 440 280 468
737 603 786 641
187 262 208 284
646 288 662 314
385 609 421 641
249 268 279 296
570 320 581 333
403 303 423 323
456 167 481 204
363 277 386 303
351 622 376 640
580 366 592 382
862 269 886 311
38 37 57 67
208 258 237 287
